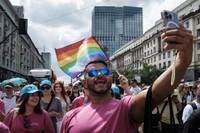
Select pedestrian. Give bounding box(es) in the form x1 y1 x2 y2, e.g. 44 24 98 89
2 83 16 114
129 79 142 95
159 91 181 133
40 80 62 133
69 85 80 103
60 24 193 133
3 84 54 133
183 108 200 133
53 81 70 113
182 84 200 123
111 86 121 99
69 88 90 111
53 81 70 132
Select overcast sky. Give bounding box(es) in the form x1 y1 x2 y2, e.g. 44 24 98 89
10 0 186 84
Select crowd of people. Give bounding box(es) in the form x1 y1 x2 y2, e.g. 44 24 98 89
0 23 196 133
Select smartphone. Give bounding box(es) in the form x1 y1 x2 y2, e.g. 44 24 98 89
161 10 179 28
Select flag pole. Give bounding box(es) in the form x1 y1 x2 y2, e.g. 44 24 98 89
93 36 121 76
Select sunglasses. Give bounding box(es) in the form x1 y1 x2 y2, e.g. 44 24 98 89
41 86 51 90
23 115 30 128
87 67 110 77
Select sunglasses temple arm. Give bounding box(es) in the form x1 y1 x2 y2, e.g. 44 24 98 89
109 62 120 76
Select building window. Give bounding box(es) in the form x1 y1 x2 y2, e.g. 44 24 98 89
168 51 171 58
6 59 9 67
197 43 200 50
185 21 189 28
197 29 200 37
168 61 171 67
153 47 156 53
163 52 165 59
159 63 161 69
153 39 156 44
198 54 200 61
154 56 156 62
159 54 161 60
197 17 200 25
173 50 176 56
163 62 166 69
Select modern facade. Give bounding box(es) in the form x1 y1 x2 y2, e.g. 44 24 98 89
92 6 143 56
42 52 51 69
110 0 200 81
0 0 45 81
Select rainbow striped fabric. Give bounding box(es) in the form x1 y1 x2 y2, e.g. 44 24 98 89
55 36 109 78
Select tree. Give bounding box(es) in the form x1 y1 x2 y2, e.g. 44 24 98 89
140 64 163 85
110 64 163 85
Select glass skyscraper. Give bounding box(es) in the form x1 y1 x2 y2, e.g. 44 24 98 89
92 6 143 56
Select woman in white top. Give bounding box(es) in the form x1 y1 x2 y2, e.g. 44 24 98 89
53 81 70 113
53 81 70 132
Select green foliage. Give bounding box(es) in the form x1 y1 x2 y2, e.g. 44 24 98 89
110 64 163 85
140 64 163 85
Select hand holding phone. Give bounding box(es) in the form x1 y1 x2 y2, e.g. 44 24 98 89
161 10 179 86
161 10 179 28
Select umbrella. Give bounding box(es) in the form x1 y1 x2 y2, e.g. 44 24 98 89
9 78 28 87
1 79 11 87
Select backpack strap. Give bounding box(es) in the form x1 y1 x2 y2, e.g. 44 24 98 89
168 96 175 125
143 86 152 133
160 100 168 116
46 97 53 111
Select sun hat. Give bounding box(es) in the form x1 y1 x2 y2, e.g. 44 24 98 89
20 84 40 96
111 86 120 94
40 80 52 87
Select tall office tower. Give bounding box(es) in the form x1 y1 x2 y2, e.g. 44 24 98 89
92 6 143 56
42 52 51 69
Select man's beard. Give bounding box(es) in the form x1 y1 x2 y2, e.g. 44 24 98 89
87 78 112 95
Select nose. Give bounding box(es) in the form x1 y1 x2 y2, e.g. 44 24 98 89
97 71 103 77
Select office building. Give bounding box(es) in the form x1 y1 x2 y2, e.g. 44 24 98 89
92 6 143 56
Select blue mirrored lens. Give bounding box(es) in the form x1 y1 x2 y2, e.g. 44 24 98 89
100 68 109 75
88 69 98 77
87 68 109 77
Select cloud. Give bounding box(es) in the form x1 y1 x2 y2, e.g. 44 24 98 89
10 0 186 83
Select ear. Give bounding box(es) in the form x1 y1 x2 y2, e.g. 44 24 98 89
81 79 88 89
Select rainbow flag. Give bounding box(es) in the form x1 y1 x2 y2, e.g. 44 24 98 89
55 36 109 78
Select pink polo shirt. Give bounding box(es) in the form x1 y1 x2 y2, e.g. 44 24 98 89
61 96 139 133
3 109 54 133
69 96 85 111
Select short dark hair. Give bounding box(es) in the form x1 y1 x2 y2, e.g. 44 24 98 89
131 79 138 83
85 60 108 70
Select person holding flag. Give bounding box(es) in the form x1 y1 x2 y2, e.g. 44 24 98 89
56 24 193 133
